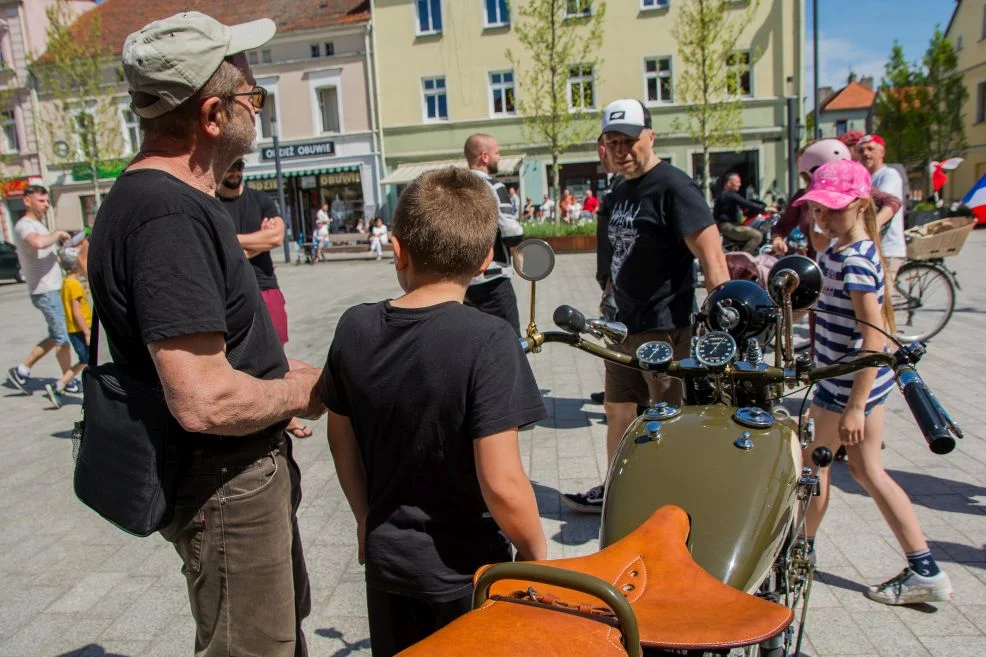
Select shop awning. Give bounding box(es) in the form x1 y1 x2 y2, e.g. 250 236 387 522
380 155 525 185
244 164 361 181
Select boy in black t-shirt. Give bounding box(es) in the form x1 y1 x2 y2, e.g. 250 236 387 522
317 167 548 657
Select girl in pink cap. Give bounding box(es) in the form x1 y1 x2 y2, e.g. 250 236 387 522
794 159 953 605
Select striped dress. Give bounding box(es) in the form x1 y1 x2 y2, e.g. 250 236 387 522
814 239 894 408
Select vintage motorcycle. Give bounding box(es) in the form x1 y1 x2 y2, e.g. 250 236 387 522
397 240 961 657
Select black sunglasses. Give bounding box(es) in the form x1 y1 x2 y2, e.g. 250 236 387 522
227 86 267 111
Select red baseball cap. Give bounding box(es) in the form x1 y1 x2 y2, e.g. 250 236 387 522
858 134 885 148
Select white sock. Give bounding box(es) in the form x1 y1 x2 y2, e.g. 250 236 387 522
16 365 30 378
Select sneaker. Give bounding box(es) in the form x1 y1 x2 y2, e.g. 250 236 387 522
63 378 82 394
865 568 954 606
589 391 605 404
561 485 605 514
7 367 31 395
44 383 63 409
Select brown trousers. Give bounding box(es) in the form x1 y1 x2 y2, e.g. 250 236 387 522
161 435 311 657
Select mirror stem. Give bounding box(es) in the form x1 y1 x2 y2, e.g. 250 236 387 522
526 281 540 352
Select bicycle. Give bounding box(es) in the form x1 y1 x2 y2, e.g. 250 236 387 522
892 257 959 343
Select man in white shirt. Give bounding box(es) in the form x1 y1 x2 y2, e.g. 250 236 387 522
316 201 330 228
7 185 75 395
539 193 555 220
857 134 907 286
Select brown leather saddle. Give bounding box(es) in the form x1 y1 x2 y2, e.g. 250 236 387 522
397 505 793 656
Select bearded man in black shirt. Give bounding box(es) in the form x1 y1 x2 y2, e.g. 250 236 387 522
563 99 730 514
87 12 322 656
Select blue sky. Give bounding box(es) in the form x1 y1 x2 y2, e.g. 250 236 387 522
806 0 956 109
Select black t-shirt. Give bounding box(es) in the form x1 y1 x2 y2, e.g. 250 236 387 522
595 175 621 290
317 300 547 601
87 169 289 444
218 187 280 290
712 190 765 225
607 161 714 333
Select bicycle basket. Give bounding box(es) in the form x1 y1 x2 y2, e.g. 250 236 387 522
905 216 975 259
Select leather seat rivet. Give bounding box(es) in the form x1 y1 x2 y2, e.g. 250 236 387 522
622 584 634 591
629 570 638 577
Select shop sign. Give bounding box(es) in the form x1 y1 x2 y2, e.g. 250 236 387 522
300 175 317 190
1 176 44 199
319 170 361 186
261 140 335 161
246 178 280 192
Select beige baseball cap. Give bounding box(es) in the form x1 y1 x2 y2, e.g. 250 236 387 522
122 11 276 119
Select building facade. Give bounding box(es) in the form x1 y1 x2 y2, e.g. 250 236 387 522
0 0 95 241
37 0 380 238
372 0 805 210
815 74 875 140
946 0 986 200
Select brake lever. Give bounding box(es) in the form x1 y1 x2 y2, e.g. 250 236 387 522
929 388 964 440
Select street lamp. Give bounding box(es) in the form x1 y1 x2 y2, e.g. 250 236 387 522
813 0 821 140
270 111 290 264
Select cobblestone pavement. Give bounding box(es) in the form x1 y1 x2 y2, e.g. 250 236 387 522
1 232 984 657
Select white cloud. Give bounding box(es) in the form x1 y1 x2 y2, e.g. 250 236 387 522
805 33 888 109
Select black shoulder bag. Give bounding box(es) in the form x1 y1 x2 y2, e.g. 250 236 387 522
73 314 249 537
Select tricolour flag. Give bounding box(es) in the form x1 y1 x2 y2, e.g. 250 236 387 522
961 173 986 222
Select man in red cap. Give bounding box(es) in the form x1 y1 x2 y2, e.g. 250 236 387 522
857 134 906 287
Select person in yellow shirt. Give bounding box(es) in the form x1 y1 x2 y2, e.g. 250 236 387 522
45 246 90 408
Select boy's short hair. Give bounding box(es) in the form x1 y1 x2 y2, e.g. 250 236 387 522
391 167 498 278
60 246 80 272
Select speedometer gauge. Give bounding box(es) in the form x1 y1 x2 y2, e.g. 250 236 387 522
695 331 737 368
635 341 674 370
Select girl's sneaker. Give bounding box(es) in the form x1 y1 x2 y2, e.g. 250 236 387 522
865 568 954 605
64 378 82 394
44 383 63 409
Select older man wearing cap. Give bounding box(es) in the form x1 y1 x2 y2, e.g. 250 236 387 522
87 12 322 657
857 134 907 287
563 99 730 513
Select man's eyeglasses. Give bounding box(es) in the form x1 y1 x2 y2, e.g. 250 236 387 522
227 86 267 111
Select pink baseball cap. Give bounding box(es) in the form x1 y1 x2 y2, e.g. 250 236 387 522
793 159 871 210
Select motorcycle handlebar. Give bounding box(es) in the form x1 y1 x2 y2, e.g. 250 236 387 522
895 367 957 455
553 305 589 335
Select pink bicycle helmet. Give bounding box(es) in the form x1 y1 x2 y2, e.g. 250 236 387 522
798 139 851 177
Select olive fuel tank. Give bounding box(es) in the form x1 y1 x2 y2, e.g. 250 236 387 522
600 405 802 593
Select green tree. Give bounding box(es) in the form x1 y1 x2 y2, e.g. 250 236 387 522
506 0 606 215
922 27 967 169
874 43 925 173
30 0 124 216
672 0 760 201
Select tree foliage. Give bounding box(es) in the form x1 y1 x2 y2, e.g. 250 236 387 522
672 0 760 201
874 43 926 172
922 27 967 164
506 0 606 213
30 0 124 211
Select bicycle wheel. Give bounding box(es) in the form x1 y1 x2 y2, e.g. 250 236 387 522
893 262 956 343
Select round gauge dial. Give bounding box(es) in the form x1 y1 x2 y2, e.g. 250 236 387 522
636 341 674 370
695 331 738 368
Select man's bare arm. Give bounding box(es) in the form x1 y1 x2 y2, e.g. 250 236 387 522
685 224 730 291
24 231 70 250
237 216 285 255
149 331 323 436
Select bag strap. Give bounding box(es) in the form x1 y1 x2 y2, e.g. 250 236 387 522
90 310 101 368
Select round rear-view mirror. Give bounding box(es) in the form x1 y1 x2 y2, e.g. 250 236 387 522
767 255 822 311
513 239 556 282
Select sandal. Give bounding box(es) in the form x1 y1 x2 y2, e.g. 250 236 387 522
286 420 313 439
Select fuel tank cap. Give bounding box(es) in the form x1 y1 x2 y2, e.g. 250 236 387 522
733 407 775 429
645 402 681 421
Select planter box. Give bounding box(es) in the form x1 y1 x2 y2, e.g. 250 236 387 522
540 235 598 253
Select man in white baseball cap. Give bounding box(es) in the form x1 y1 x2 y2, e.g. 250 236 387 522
87 12 322 656
563 98 729 514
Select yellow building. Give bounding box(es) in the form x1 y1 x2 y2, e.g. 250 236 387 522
946 0 986 200
372 0 806 206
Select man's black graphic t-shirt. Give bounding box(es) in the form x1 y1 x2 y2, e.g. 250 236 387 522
607 161 714 332
218 187 281 290
317 300 547 601
88 169 289 444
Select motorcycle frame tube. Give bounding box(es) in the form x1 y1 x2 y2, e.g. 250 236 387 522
473 563 642 657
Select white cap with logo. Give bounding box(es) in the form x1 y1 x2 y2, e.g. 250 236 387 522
600 99 652 139
122 11 276 119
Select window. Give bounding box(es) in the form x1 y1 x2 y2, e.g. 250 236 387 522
567 65 595 110
75 111 96 159
726 51 752 97
317 87 340 133
311 44 320 58
641 0 669 9
258 91 278 139
485 0 509 26
566 0 591 17
261 49 272 64
1 109 19 153
644 56 672 103
324 42 335 56
982 4 986 39
121 108 141 153
247 51 259 65
977 81 986 123
422 76 448 120
489 71 515 115
956 35 964 51
416 0 443 35
835 119 848 136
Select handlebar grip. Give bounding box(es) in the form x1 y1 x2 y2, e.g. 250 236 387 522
553 305 588 335
897 368 955 455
